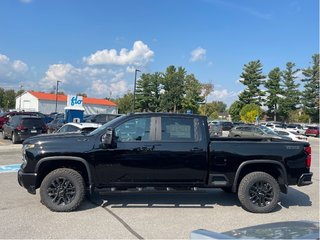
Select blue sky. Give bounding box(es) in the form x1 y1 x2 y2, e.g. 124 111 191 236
0 0 318 106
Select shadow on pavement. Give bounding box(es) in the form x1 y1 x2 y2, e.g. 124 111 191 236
280 187 312 208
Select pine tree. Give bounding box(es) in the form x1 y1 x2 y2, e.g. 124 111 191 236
301 54 319 123
181 74 204 113
238 60 265 106
265 67 282 121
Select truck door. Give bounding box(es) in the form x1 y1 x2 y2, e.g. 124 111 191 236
150 116 208 184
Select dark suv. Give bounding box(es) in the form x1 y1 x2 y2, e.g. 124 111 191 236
85 113 121 124
2 115 47 143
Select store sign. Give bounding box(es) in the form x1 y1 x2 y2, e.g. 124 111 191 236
67 95 83 108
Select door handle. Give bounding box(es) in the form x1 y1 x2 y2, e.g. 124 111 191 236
191 147 203 152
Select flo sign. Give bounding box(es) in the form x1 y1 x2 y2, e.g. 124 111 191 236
67 95 83 109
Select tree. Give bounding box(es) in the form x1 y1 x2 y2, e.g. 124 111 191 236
301 54 319 123
264 67 282 121
161 66 186 112
201 83 214 115
135 72 162 112
278 62 300 121
0 87 5 109
181 74 204 113
3 89 16 110
240 104 262 124
228 100 243 122
115 92 134 114
238 60 265 106
199 101 227 118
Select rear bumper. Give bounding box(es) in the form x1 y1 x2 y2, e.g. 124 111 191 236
297 172 313 186
17 169 37 194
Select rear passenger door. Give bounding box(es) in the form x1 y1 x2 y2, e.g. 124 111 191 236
151 116 208 184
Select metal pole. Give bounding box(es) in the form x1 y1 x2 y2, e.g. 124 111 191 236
133 69 140 112
55 81 61 113
19 85 23 111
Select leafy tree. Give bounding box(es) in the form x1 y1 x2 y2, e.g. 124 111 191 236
115 92 134 114
136 72 162 112
301 54 319 123
238 60 265 106
201 83 214 115
4 89 16 110
228 100 243 122
240 104 262 124
199 101 227 118
161 66 186 112
278 62 300 121
181 74 204 113
265 67 282 121
0 87 5 109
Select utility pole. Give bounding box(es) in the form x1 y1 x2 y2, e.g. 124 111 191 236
19 84 23 111
55 80 61 113
132 69 140 112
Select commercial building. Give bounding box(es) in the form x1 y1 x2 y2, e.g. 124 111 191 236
15 91 117 115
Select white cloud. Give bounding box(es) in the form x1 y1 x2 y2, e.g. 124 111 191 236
212 89 237 99
83 40 154 67
190 47 206 62
0 53 30 86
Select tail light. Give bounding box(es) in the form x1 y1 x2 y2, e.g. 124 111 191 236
305 146 311 168
16 125 26 131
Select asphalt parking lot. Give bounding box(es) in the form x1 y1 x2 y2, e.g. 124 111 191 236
0 137 319 239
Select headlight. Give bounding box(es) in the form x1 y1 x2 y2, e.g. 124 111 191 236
22 144 35 156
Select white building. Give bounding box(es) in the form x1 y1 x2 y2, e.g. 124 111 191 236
15 91 118 115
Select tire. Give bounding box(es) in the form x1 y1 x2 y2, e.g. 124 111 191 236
40 168 85 212
12 133 18 144
237 172 280 213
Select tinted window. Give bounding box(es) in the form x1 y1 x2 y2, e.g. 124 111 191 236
115 117 151 142
161 117 201 142
21 119 44 128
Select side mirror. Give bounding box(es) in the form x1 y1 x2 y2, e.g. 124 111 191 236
102 127 113 146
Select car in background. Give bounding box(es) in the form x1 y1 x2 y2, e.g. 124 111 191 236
85 113 121 124
305 126 320 137
208 122 223 137
56 122 101 134
228 125 283 139
274 129 308 142
221 121 233 131
2 115 47 144
286 124 306 135
46 118 66 133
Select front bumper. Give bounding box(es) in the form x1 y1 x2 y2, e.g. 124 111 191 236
297 172 313 186
17 169 37 194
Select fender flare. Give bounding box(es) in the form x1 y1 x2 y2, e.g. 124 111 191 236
232 160 288 192
35 156 94 186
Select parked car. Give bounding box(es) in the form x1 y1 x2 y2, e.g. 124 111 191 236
56 122 101 134
274 129 308 142
46 118 66 133
305 126 320 137
2 115 47 143
85 113 121 124
221 121 233 131
228 125 283 139
208 122 223 137
286 124 306 135
18 113 312 213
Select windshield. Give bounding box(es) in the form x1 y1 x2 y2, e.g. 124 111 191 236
87 114 127 136
259 126 277 135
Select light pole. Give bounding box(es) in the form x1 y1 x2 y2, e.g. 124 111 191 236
19 84 23 111
132 69 140 112
55 80 61 113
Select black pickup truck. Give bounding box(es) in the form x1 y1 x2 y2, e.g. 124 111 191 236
18 113 313 213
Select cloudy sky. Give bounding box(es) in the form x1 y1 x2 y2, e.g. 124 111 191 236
0 0 318 106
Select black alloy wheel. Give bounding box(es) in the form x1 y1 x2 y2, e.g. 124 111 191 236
238 171 280 213
40 168 85 212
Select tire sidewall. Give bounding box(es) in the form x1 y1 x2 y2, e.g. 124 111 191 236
238 172 280 213
40 168 85 212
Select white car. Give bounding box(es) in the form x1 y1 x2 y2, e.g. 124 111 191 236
56 122 101 134
274 129 308 142
286 124 306 135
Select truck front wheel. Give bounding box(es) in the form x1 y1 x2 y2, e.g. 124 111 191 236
238 171 280 213
40 168 85 212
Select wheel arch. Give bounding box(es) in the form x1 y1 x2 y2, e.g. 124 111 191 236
232 160 288 193
35 156 94 190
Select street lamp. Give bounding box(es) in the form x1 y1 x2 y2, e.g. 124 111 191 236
55 80 61 113
132 69 141 112
19 84 23 111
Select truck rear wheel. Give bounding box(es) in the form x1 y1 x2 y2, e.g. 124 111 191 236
40 168 85 212
238 171 280 213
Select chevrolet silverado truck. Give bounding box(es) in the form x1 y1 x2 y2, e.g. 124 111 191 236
18 113 313 213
